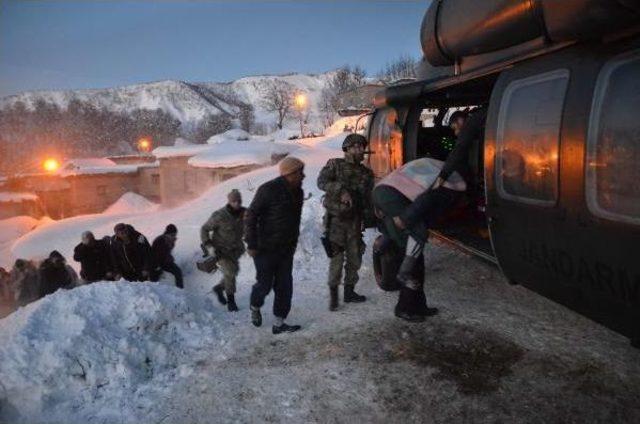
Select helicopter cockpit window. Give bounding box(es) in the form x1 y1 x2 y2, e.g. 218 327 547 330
586 51 640 225
368 107 403 178
496 70 569 206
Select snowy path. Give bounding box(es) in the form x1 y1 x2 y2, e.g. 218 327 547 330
1 133 639 423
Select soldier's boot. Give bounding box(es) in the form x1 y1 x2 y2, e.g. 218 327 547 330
329 286 339 311
227 294 239 312
396 256 421 290
250 306 262 327
213 283 227 305
344 285 366 303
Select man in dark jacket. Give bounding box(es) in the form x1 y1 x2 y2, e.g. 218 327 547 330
109 223 152 282
201 189 246 311
245 156 305 335
150 224 183 288
39 250 78 297
73 231 113 283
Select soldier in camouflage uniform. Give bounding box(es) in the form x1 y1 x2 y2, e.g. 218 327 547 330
200 189 246 312
317 133 375 311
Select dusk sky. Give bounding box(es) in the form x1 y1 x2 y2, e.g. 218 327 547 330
0 1 427 97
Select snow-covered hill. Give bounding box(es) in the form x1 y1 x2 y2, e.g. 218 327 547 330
0 72 333 131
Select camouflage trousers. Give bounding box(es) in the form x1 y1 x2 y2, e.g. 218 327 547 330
215 256 239 295
328 234 365 288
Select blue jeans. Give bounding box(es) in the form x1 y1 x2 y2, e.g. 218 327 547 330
250 250 294 319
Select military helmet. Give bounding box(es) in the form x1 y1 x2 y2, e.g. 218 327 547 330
342 134 367 152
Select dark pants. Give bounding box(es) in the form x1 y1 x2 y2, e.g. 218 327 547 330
250 250 294 319
401 186 461 230
150 263 183 288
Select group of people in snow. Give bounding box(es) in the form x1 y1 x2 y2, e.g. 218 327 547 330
2 107 483 333
0 222 184 309
198 106 480 333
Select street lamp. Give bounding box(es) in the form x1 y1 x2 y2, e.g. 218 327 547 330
294 93 307 138
43 158 60 173
137 137 152 153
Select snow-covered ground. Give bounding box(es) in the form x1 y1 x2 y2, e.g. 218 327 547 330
1 132 639 424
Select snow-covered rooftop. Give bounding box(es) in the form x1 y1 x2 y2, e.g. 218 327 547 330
57 158 156 177
188 139 298 169
154 130 299 166
0 191 39 203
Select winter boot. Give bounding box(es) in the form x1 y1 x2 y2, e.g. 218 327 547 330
395 309 427 322
416 289 439 317
329 286 339 311
250 306 262 327
227 294 239 312
272 323 302 335
344 285 366 303
213 284 227 305
396 255 421 290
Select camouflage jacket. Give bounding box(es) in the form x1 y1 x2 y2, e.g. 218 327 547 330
201 205 246 258
317 157 375 225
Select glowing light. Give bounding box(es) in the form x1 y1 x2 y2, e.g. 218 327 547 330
294 93 307 109
137 137 152 152
43 158 60 173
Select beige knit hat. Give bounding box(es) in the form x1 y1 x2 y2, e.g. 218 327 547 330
278 156 305 176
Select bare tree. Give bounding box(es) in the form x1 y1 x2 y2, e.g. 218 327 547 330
377 55 417 83
320 65 368 122
260 80 295 130
319 88 336 128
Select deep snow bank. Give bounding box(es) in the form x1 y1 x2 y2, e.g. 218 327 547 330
0 282 220 423
103 192 159 215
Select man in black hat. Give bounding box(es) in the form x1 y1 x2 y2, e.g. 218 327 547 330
109 223 152 282
150 224 183 288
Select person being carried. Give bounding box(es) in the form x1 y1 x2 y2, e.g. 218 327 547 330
73 231 114 283
151 224 183 289
317 133 375 311
245 157 305 335
200 189 246 311
109 223 152 282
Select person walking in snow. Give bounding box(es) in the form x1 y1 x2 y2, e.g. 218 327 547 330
9 259 40 306
38 250 79 297
245 156 305 334
73 231 114 283
317 133 375 311
200 189 246 311
150 224 184 289
109 223 152 282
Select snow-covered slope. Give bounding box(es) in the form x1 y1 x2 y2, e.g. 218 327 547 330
0 73 333 130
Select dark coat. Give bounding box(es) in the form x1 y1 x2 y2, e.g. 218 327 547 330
109 225 152 281
39 260 78 297
151 234 176 269
73 237 112 282
438 107 487 184
244 176 303 253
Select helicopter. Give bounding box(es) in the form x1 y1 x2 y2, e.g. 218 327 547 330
366 0 640 345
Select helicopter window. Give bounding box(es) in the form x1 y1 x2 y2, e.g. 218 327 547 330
496 69 569 206
368 107 403 178
586 51 640 225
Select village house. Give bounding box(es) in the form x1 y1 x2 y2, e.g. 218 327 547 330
0 192 44 220
4 157 160 219
152 131 295 207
